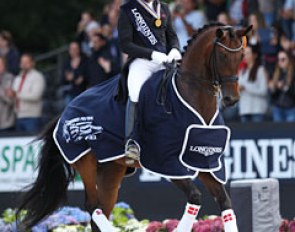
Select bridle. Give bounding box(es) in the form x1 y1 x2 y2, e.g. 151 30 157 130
210 26 244 87
179 26 244 95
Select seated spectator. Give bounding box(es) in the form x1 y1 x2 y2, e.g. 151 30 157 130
0 31 20 75
238 44 269 122
61 42 87 105
87 33 120 87
76 11 100 56
11 54 45 133
269 50 295 122
0 57 15 132
173 0 207 51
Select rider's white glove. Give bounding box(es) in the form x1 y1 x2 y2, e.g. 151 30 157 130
167 48 182 62
151 51 169 64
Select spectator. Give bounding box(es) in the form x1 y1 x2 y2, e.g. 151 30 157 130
279 0 295 40
217 12 232 25
0 57 15 132
280 33 295 58
257 0 277 28
173 0 207 51
11 54 45 133
238 45 269 122
61 42 87 105
0 31 20 75
87 33 120 87
248 12 279 77
229 0 243 25
204 0 227 21
269 50 295 122
76 11 100 56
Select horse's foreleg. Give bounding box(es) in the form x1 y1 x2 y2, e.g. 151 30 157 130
199 172 238 232
171 179 202 232
73 152 115 232
97 161 127 217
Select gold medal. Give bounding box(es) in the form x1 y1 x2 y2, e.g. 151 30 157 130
155 18 162 27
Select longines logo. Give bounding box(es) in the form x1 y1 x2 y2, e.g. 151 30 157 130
189 146 223 156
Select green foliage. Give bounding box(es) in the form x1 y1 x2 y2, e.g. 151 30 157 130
2 208 27 224
0 0 106 53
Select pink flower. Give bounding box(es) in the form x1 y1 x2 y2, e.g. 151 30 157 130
146 221 164 232
280 219 289 232
163 219 179 232
289 220 295 232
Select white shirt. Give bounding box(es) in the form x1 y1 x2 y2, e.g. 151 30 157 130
238 66 269 115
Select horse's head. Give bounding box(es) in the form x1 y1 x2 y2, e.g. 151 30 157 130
211 25 252 107
181 24 252 108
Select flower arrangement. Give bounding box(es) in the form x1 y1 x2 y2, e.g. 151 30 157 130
1 203 294 232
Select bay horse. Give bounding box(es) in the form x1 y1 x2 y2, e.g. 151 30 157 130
17 23 252 232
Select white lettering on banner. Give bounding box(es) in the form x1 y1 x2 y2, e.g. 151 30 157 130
0 137 39 192
270 139 293 178
224 138 295 180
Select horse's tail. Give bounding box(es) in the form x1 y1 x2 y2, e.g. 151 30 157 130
17 117 76 229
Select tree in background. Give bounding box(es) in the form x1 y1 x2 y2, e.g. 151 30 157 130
0 0 105 54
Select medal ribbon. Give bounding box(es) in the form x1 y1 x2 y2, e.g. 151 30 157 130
136 0 161 20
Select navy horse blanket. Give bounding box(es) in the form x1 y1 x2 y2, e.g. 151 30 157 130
53 70 230 183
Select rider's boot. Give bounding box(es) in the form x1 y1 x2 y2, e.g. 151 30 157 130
125 99 140 161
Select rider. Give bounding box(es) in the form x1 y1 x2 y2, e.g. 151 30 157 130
118 0 182 159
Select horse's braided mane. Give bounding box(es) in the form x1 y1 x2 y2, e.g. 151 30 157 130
183 22 226 54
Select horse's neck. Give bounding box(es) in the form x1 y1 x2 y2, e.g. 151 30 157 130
176 77 217 125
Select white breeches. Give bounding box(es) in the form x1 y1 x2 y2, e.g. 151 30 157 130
128 58 164 102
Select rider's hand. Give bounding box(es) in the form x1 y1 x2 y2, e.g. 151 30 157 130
167 48 182 62
151 51 169 64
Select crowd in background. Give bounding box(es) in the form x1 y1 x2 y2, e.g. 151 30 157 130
0 0 295 134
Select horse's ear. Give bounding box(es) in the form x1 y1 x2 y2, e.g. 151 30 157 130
236 25 253 37
216 28 224 39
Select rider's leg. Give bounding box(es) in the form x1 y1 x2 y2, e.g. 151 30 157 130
125 58 163 158
171 179 202 232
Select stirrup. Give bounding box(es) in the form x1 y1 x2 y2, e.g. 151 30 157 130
125 139 140 161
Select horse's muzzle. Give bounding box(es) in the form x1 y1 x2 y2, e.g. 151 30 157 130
222 96 239 107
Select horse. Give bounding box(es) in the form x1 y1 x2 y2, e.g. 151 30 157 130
17 23 252 232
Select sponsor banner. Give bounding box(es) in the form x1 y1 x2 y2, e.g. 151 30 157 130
0 123 294 192
0 137 39 192
0 136 83 192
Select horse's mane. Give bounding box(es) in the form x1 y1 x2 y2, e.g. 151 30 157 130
183 22 226 54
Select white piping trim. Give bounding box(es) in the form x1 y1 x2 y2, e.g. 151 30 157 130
98 153 126 163
210 170 227 184
178 124 230 172
172 75 219 126
53 119 92 164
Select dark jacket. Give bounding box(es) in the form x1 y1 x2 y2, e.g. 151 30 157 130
87 44 121 87
62 57 88 97
271 71 295 109
118 0 179 59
